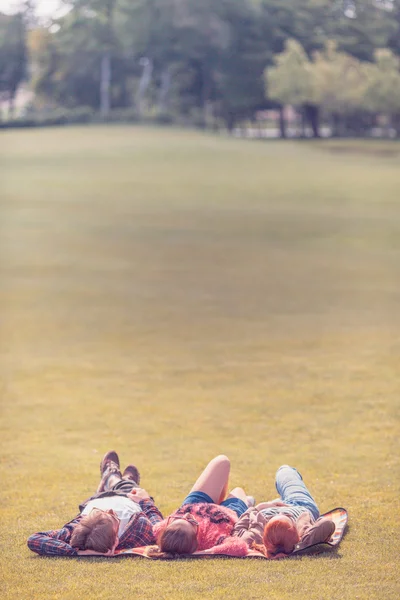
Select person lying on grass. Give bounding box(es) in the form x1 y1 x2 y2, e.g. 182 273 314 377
147 454 253 558
232 464 335 558
27 451 163 556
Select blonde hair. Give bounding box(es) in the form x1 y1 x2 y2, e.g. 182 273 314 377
71 511 117 553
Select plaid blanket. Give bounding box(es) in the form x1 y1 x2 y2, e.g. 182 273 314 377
114 507 348 560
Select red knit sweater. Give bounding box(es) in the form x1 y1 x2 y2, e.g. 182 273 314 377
153 503 248 556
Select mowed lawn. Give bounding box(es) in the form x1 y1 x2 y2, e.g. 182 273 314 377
1 126 399 600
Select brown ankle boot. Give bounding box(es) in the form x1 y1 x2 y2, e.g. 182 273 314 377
122 465 141 485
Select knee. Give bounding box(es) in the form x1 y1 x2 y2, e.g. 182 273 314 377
277 465 302 480
214 454 230 467
230 486 244 495
277 464 292 473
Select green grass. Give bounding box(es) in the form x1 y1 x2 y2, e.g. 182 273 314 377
1 126 399 600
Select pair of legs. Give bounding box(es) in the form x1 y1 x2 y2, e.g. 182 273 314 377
97 451 140 494
275 465 320 520
182 455 251 517
79 451 141 512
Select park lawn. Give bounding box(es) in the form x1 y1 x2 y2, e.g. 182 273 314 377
0 126 399 600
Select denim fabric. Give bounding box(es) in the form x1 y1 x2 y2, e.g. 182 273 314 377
181 491 247 518
182 491 214 505
220 497 248 518
275 465 320 520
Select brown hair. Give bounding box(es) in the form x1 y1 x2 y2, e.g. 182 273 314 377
262 516 300 559
71 511 117 553
146 522 198 558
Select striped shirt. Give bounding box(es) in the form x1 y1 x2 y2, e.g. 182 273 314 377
260 505 314 523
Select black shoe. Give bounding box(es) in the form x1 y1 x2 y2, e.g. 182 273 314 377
122 465 141 485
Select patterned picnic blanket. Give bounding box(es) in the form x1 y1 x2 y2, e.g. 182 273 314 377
115 507 348 560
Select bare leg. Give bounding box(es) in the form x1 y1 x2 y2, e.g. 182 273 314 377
188 455 231 504
227 487 251 507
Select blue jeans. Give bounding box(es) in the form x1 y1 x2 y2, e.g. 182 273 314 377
275 465 320 520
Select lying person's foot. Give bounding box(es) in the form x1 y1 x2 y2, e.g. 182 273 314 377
247 496 256 507
100 450 120 475
122 464 141 485
97 451 122 493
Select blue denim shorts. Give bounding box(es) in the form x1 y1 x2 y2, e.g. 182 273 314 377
181 491 248 518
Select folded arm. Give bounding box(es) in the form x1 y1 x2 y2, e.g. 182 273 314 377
138 498 163 527
232 507 266 546
256 500 288 510
27 521 79 557
117 502 163 550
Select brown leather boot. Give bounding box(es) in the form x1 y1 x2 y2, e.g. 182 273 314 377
122 464 141 485
97 451 122 493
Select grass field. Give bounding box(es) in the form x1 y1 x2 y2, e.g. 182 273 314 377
1 126 399 600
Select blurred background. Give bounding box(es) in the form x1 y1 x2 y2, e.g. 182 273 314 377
1 0 400 137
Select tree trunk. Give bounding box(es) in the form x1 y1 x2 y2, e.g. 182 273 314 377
204 100 214 128
304 104 320 138
225 112 235 133
394 113 400 138
8 89 16 118
100 52 111 118
137 57 153 117
201 68 211 128
300 107 307 138
332 113 340 137
158 67 171 114
279 106 286 138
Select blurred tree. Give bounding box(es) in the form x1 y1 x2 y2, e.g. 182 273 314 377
312 40 367 135
387 0 400 56
5 0 400 134
212 0 268 130
31 2 132 111
0 11 28 116
266 39 318 135
267 39 315 106
27 27 59 105
325 0 396 61
258 0 396 61
258 0 328 55
67 0 118 116
362 48 400 135
116 0 177 114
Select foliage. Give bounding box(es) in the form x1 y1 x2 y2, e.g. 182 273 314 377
312 40 367 115
266 39 316 106
362 48 400 115
323 0 397 61
3 0 400 133
0 11 27 113
266 36 400 136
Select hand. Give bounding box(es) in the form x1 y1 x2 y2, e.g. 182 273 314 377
256 500 288 510
127 487 151 503
269 500 287 507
